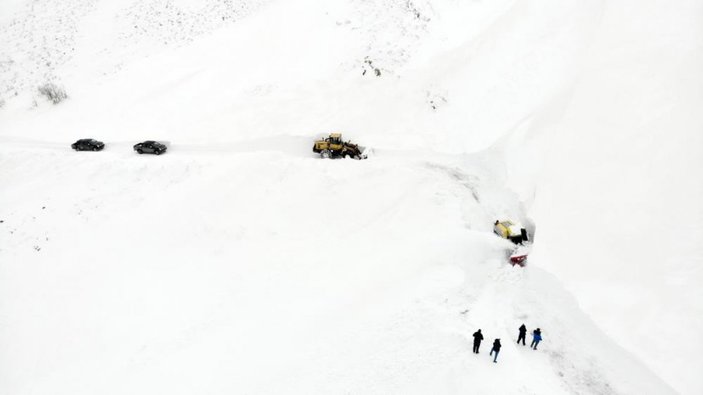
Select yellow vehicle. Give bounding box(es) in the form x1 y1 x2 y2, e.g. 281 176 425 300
494 220 528 244
312 133 366 159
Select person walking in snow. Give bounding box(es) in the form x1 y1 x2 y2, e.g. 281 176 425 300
517 324 527 346
489 339 501 363
530 328 542 350
472 329 484 354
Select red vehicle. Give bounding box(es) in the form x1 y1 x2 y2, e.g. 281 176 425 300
509 244 530 267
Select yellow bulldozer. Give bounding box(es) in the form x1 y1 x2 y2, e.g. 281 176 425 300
312 133 367 159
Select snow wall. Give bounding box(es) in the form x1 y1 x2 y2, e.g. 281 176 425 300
498 1 703 392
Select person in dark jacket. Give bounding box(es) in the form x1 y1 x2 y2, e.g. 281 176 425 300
489 339 501 363
530 328 542 350
517 324 527 346
472 329 484 354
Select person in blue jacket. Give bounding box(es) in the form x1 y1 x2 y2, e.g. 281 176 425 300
530 328 542 350
489 339 501 363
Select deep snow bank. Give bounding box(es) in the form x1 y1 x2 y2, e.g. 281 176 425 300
0 143 674 394
498 1 703 392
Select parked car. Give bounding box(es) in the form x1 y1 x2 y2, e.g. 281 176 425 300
134 141 167 155
71 139 104 151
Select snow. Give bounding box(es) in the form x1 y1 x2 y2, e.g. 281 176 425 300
1 0 701 393
0 145 674 394
498 0 703 391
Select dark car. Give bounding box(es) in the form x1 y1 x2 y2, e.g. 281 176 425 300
71 139 104 151
134 141 167 155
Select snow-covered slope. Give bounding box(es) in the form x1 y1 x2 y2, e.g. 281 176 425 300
497 0 703 392
1 0 700 393
0 142 674 395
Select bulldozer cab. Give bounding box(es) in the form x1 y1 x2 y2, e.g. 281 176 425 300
328 133 342 143
326 133 344 150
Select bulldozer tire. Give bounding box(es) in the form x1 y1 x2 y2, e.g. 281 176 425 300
321 149 331 159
